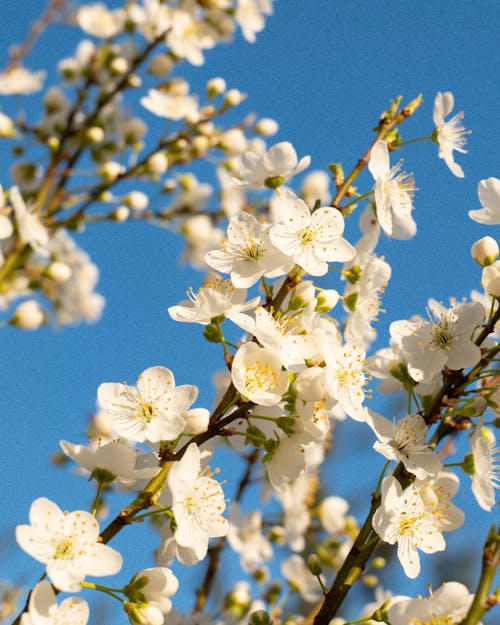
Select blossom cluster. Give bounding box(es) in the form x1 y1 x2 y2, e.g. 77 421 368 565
2 3 500 625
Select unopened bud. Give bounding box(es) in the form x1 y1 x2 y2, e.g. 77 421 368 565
371 556 386 569
207 77 226 98
254 118 279 136
0 112 16 137
11 300 44 330
224 89 245 107
147 153 168 175
481 261 500 297
99 161 125 181
183 408 209 435
46 261 72 283
248 611 272 625
289 280 315 309
86 126 104 144
362 574 378 588
471 236 499 267
110 56 129 75
307 554 322 576
112 206 130 222
124 191 149 211
148 54 173 77
315 289 339 312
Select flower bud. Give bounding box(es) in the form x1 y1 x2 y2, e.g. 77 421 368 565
99 161 125 181
46 261 72 283
112 206 130 222
124 191 149 211
0 112 16 137
148 54 173 77
12 300 44 330
110 57 129 75
315 289 339 312
294 367 326 402
289 280 315 309
207 77 226 97
307 554 322 576
471 236 499 267
183 408 209 435
124 602 163 625
224 89 245 107
249 610 272 625
371 556 386 569
147 153 168 175
481 261 500 297
220 128 247 154
254 118 278 136
86 126 104 144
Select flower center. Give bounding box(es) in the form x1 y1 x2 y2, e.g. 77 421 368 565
245 359 279 393
54 537 76 560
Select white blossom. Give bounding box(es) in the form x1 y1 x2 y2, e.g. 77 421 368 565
433 91 468 178
470 417 499 511
16 498 122 592
269 190 356 275
20 581 89 625
166 443 228 564
235 142 310 189
469 177 500 224
368 140 416 238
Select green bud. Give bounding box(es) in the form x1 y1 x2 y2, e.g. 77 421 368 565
371 556 386 569
307 554 322 576
328 162 344 186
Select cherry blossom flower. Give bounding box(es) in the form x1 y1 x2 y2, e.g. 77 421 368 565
76 3 126 38
269 190 356 275
167 7 216 67
433 91 468 178
140 89 198 121
235 142 310 189
469 417 499 511
10 186 49 257
368 140 417 238
167 443 228 563
20 581 89 625
318 496 349 534
124 567 178 625
235 0 274 43
227 503 273 572
16 498 122 592
231 305 318 370
231 342 289 406
367 412 442 479
97 366 201 443
469 177 500 224
59 439 159 487
388 581 478 625
372 474 463 578
323 338 368 421
0 66 45 95
167 273 260 325
390 299 484 383
206 211 293 288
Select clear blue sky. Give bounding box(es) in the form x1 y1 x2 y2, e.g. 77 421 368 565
0 1 499 622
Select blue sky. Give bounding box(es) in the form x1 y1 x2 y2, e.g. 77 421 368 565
0 1 499 622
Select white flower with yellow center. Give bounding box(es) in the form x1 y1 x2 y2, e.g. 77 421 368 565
433 91 469 178
167 443 228 563
206 211 293 288
270 190 356 276
390 299 485 384
16 498 122 592
168 272 260 325
373 473 464 578
231 342 289 406
388 581 478 625
323 339 367 421
235 142 310 189
367 412 442 479
368 140 417 239
20 581 89 625
97 366 200 443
